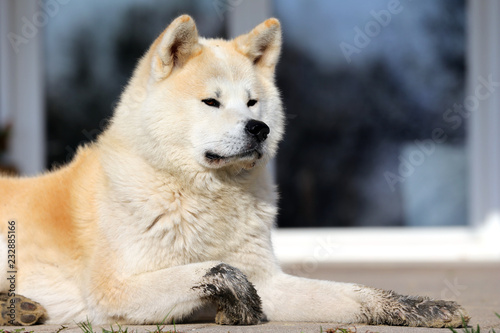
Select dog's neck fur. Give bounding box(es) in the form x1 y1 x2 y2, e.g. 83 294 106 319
92 127 278 277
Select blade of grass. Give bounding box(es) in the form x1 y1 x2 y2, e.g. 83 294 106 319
77 318 95 333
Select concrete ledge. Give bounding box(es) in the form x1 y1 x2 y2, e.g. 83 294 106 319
272 227 500 263
1 263 498 333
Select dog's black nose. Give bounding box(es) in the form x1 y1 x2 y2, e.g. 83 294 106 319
245 120 270 142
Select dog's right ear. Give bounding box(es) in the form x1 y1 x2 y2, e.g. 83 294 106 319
151 15 200 81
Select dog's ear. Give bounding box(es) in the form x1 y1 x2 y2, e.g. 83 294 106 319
151 15 200 81
233 18 281 77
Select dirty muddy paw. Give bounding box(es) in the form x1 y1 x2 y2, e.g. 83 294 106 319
214 300 262 326
376 291 470 328
215 309 242 325
0 293 47 326
193 263 263 325
396 296 470 328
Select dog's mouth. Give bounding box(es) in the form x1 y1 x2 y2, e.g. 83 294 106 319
205 149 263 165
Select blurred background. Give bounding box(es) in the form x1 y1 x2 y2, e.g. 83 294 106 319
0 0 482 230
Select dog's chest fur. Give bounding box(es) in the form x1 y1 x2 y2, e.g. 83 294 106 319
96 150 276 275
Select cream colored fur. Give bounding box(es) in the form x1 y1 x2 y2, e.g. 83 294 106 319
0 15 468 327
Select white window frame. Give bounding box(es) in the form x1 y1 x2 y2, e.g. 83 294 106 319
0 0 45 176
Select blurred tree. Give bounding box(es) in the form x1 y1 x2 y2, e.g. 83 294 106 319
275 1 465 227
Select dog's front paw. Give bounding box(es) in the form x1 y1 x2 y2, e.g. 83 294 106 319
193 263 263 325
394 295 469 328
214 307 260 325
0 293 47 326
369 290 470 328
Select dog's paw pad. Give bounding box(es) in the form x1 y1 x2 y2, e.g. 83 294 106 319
0 294 47 326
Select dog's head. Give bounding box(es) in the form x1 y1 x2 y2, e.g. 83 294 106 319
117 15 284 175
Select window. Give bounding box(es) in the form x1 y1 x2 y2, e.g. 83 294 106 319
274 1 467 228
2 0 498 261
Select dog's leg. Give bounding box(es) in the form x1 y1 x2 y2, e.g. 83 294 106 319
92 261 262 325
256 272 469 328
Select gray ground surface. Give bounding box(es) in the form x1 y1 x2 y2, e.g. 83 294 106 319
1 263 499 333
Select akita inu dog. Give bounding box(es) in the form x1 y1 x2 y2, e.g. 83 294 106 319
0 15 468 328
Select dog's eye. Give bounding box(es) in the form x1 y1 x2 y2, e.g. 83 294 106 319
247 99 258 107
202 98 220 108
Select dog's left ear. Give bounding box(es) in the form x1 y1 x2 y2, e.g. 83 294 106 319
233 18 281 77
151 15 200 81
